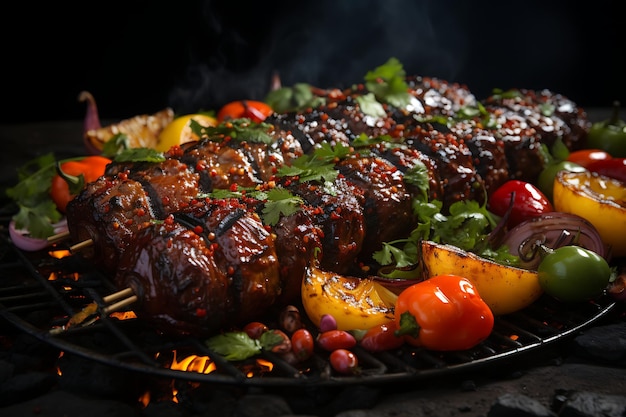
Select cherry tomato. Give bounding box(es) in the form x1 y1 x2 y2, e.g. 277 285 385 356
217 100 273 123
316 330 357 351
242 321 269 339
488 180 554 228
566 149 612 168
359 320 405 352
290 328 315 361
329 349 359 375
538 245 611 302
585 158 626 183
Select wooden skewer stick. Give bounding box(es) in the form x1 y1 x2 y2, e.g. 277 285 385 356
102 287 135 304
69 238 93 252
102 294 138 315
49 287 138 335
47 230 71 244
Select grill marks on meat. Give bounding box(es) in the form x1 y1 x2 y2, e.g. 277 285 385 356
335 155 415 263
282 178 366 275
177 133 303 190
116 199 281 336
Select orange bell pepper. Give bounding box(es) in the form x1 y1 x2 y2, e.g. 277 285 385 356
50 155 112 212
394 274 494 351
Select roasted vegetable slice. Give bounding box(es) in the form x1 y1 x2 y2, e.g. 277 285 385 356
420 240 543 316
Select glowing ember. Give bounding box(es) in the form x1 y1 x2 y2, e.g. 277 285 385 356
243 358 274 378
110 311 137 320
49 250 71 259
138 391 150 408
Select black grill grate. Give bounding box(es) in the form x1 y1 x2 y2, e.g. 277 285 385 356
0 231 616 388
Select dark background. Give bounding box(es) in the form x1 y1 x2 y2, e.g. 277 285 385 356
3 0 625 124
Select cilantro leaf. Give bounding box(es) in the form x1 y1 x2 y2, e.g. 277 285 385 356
277 142 349 184
356 93 387 118
113 148 166 163
363 57 412 108
101 133 131 157
265 83 326 113
261 188 303 226
5 153 62 238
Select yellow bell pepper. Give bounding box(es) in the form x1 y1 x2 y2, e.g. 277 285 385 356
553 170 626 258
420 240 543 316
300 263 397 331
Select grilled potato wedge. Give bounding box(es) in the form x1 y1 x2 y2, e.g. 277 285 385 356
420 240 543 316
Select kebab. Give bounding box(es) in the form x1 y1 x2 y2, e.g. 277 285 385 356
61 72 591 336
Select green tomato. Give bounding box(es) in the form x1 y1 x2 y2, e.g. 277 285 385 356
537 161 585 202
538 246 611 302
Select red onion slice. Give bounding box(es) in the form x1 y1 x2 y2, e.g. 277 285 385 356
500 212 608 270
9 219 68 252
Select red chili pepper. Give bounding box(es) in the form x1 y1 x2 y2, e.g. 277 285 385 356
585 158 626 183
50 155 112 212
487 180 554 228
217 100 274 123
394 274 494 351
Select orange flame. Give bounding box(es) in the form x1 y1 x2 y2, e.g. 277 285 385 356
169 351 216 374
110 311 137 320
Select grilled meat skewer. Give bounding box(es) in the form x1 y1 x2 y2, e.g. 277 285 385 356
65 76 591 336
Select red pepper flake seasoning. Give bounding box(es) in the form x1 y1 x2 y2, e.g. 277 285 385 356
195 161 207 171
125 218 134 226
162 196 170 205
117 172 128 181
166 238 173 249
229 183 238 192
164 215 175 225
135 208 146 217
227 266 235 276
193 225 203 234
195 308 207 318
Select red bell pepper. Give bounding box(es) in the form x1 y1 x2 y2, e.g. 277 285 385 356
394 274 494 351
585 158 626 183
487 180 554 228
